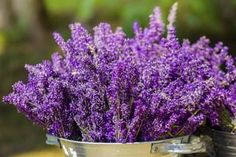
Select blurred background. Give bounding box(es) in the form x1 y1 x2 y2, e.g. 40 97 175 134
0 0 235 156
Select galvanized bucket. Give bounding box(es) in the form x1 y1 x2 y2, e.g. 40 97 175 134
212 129 236 157
46 134 206 157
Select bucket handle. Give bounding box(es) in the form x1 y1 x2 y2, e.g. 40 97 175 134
46 134 61 148
151 136 206 154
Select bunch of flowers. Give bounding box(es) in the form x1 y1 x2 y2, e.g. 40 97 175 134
3 3 236 143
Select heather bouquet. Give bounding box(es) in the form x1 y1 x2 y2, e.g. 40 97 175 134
3 3 236 143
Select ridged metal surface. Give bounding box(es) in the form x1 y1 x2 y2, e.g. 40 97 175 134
212 129 236 157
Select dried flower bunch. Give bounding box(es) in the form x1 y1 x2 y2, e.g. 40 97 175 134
3 3 236 143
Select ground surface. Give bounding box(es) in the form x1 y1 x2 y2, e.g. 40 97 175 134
12 148 64 157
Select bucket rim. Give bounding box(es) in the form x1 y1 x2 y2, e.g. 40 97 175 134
47 134 191 145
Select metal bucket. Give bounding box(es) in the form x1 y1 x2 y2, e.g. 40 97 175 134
46 135 206 157
212 129 236 157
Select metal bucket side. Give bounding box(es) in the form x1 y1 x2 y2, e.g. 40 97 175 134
212 129 236 157
46 135 206 157
60 139 176 157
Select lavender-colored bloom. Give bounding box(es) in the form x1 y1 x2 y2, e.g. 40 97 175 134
3 3 236 142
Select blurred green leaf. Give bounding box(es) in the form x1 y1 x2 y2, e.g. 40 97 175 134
44 0 79 14
76 0 95 22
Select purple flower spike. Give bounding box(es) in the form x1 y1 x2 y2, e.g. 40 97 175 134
3 3 236 142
